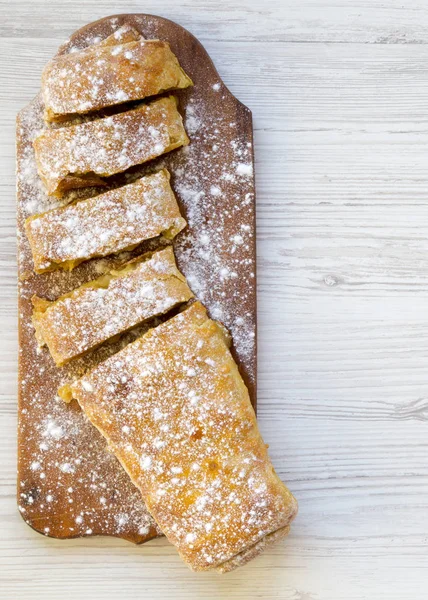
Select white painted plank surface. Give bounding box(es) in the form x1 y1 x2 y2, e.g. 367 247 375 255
3 0 428 43
2 1 428 599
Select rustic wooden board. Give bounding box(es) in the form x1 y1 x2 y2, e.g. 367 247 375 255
17 14 256 543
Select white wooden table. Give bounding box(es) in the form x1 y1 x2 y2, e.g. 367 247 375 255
2 1 428 598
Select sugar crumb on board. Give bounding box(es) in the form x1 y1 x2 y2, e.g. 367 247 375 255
173 94 256 379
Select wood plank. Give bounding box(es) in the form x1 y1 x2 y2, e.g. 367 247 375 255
2 0 428 43
2 2 428 599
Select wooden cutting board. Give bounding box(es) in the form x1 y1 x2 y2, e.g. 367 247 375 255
17 13 256 543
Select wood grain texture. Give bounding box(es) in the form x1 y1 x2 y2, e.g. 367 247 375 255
2 0 428 599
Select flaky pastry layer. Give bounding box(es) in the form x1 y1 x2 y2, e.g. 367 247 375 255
25 169 186 273
64 302 297 572
43 38 192 122
32 246 193 366
33 96 189 196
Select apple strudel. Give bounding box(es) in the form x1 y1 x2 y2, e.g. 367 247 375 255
32 246 193 366
43 39 192 122
25 169 186 273
33 96 189 196
61 302 297 572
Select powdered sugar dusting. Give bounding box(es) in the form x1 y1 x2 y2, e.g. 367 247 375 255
64 24 143 55
43 37 192 120
72 304 295 570
26 169 186 272
236 163 253 177
17 14 257 544
17 100 70 218
185 104 202 135
34 247 193 364
18 389 159 539
16 25 166 542
172 95 256 384
33 96 188 196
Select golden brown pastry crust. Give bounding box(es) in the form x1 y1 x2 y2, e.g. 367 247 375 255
32 246 194 366
42 25 142 122
66 302 297 572
42 39 193 122
25 169 186 273
33 96 189 196
97 24 142 47
16 12 258 547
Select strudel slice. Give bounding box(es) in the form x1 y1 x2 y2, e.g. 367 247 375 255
33 96 189 196
25 169 186 273
62 302 298 572
43 39 193 122
96 24 143 48
32 247 193 366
